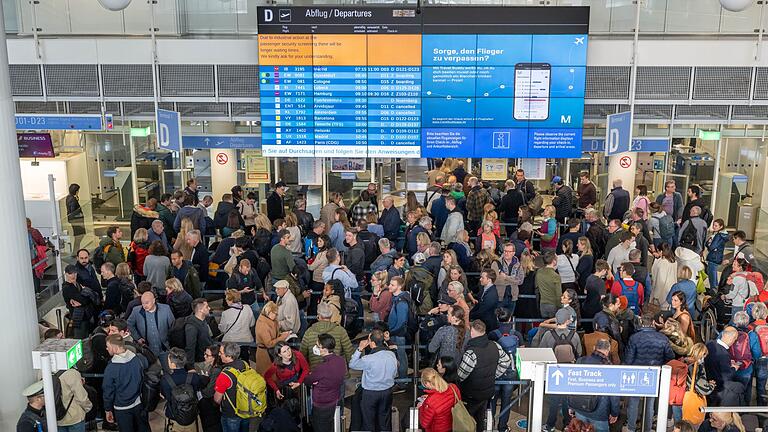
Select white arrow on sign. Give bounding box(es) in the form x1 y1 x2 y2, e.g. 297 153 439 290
552 369 564 385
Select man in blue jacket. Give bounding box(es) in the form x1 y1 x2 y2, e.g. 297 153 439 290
625 314 674 432
103 334 149 431
469 269 500 332
570 339 620 432
387 276 411 386
127 292 174 356
378 196 402 244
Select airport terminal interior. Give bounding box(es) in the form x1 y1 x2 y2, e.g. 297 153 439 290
8 0 768 431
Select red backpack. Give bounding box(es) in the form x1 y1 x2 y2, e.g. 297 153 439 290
753 325 768 356
729 331 753 370
667 359 688 406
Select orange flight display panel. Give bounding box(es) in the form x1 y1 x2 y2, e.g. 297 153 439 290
312 34 367 66
367 34 422 66
258 34 313 65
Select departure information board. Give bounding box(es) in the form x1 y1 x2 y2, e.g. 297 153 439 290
257 6 588 158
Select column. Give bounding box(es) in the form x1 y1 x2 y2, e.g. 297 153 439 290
0 1 44 428
208 122 238 203
608 152 636 195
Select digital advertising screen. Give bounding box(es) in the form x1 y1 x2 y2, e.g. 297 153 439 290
257 6 588 158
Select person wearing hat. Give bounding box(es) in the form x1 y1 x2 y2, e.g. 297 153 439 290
267 181 288 223
551 175 574 225
275 279 300 334
17 380 46 432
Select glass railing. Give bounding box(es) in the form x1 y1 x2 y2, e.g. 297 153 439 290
10 0 767 36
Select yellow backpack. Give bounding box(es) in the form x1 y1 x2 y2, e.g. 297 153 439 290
224 363 267 418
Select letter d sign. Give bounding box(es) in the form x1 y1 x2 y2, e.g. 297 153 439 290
158 123 169 148
264 9 273 22
608 128 619 154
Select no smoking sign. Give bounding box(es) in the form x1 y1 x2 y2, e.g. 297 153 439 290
619 155 632 168
216 152 229 165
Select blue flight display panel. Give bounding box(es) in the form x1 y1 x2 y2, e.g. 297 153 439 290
257 6 589 158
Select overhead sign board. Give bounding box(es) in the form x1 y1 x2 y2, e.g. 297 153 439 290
546 364 660 397
156 109 182 152
605 111 632 156
183 134 262 150
17 133 54 158
16 114 107 131
583 137 671 153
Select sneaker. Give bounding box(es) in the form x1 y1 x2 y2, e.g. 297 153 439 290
101 422 119 431
542 426 555 432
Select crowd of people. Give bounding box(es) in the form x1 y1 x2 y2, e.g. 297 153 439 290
17 160 766 432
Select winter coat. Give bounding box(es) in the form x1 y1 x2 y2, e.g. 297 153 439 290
419 383 461 432
625 328 675 366
659 318 694 356
706 231 729 264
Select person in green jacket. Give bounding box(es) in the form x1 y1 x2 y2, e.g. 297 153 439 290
536 251 562 319
99 226 126 267
300 303 354 370
155 193 177 239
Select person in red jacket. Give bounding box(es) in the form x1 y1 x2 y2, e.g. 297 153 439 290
264 341 310 400
609 262 644 315
419 367 461 432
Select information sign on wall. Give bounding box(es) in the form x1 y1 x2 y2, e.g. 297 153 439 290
244 150 270 184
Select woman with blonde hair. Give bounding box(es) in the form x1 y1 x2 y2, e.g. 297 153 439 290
704 412 745 432
283 212 303 254
538 204 559 253
252 213 273 257
218 289 256 359
671 342 714 422
418 367 461 432
173 217 195 260
255 301 291 374
436 250 459 300
329 208 351 252
128 227 151 280
575 236 594 289
165 277 192 318
369 270 392 321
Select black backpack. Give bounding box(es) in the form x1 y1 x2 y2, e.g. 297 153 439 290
392 293 419 343
75 330 109 373
168 316 189 350
52 371 74 421
164 374 198 426
679 221 698 251
328 270 362 338
359 232 380 270
92 245 106 272
568 394 599 413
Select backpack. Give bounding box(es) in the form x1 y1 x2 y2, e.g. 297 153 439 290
392 292 419 344
168 316 189 350
81 286 102 307
75 330 108 373
679 222 699 251
164 374 198 426
617 278 641 314
568 393 599 413
404 266 434 311
549 329 578 363
358 231 380 270
745 272 764 297
224 363 268 419
497 332 520 380
125 341 162 411
52 371 74 421
667 359 689 406
92 245 106 271
327 271 362 338
652 214 675 241
729 331 753 370
753 325 768 356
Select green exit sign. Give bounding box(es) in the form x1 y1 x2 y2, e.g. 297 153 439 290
66 340 83 368
130 126 151 138
698 130 721 140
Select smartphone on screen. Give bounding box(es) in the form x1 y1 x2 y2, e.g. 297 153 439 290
514 63 551 121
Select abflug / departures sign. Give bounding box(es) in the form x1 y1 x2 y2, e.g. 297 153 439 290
258 7 420 34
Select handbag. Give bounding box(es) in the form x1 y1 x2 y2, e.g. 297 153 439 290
681 362 707 426
450 386 476 432
208 261 221 278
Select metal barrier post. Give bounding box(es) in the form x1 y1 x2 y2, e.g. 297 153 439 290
413 330 419 402
485 408 494 431
655 366 672 432
56 309 63 333
408 406 419 431
334 405 343 432
529 362 546 432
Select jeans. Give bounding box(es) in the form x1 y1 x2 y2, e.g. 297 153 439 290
58 422 86 432
390 335 408 379
113 405 150 432
464 399 488 432
311 405 336 432
756 358 768 406
221 416 250 432
575 412 609 432
360 388 392 432
545 394 570 429
672 405 682 423
706 261 720 291
735 368 753 405
626 397 655 432
491 383 515 431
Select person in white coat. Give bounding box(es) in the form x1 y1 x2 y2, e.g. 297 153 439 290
275 279 301 334
651 243 678 308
